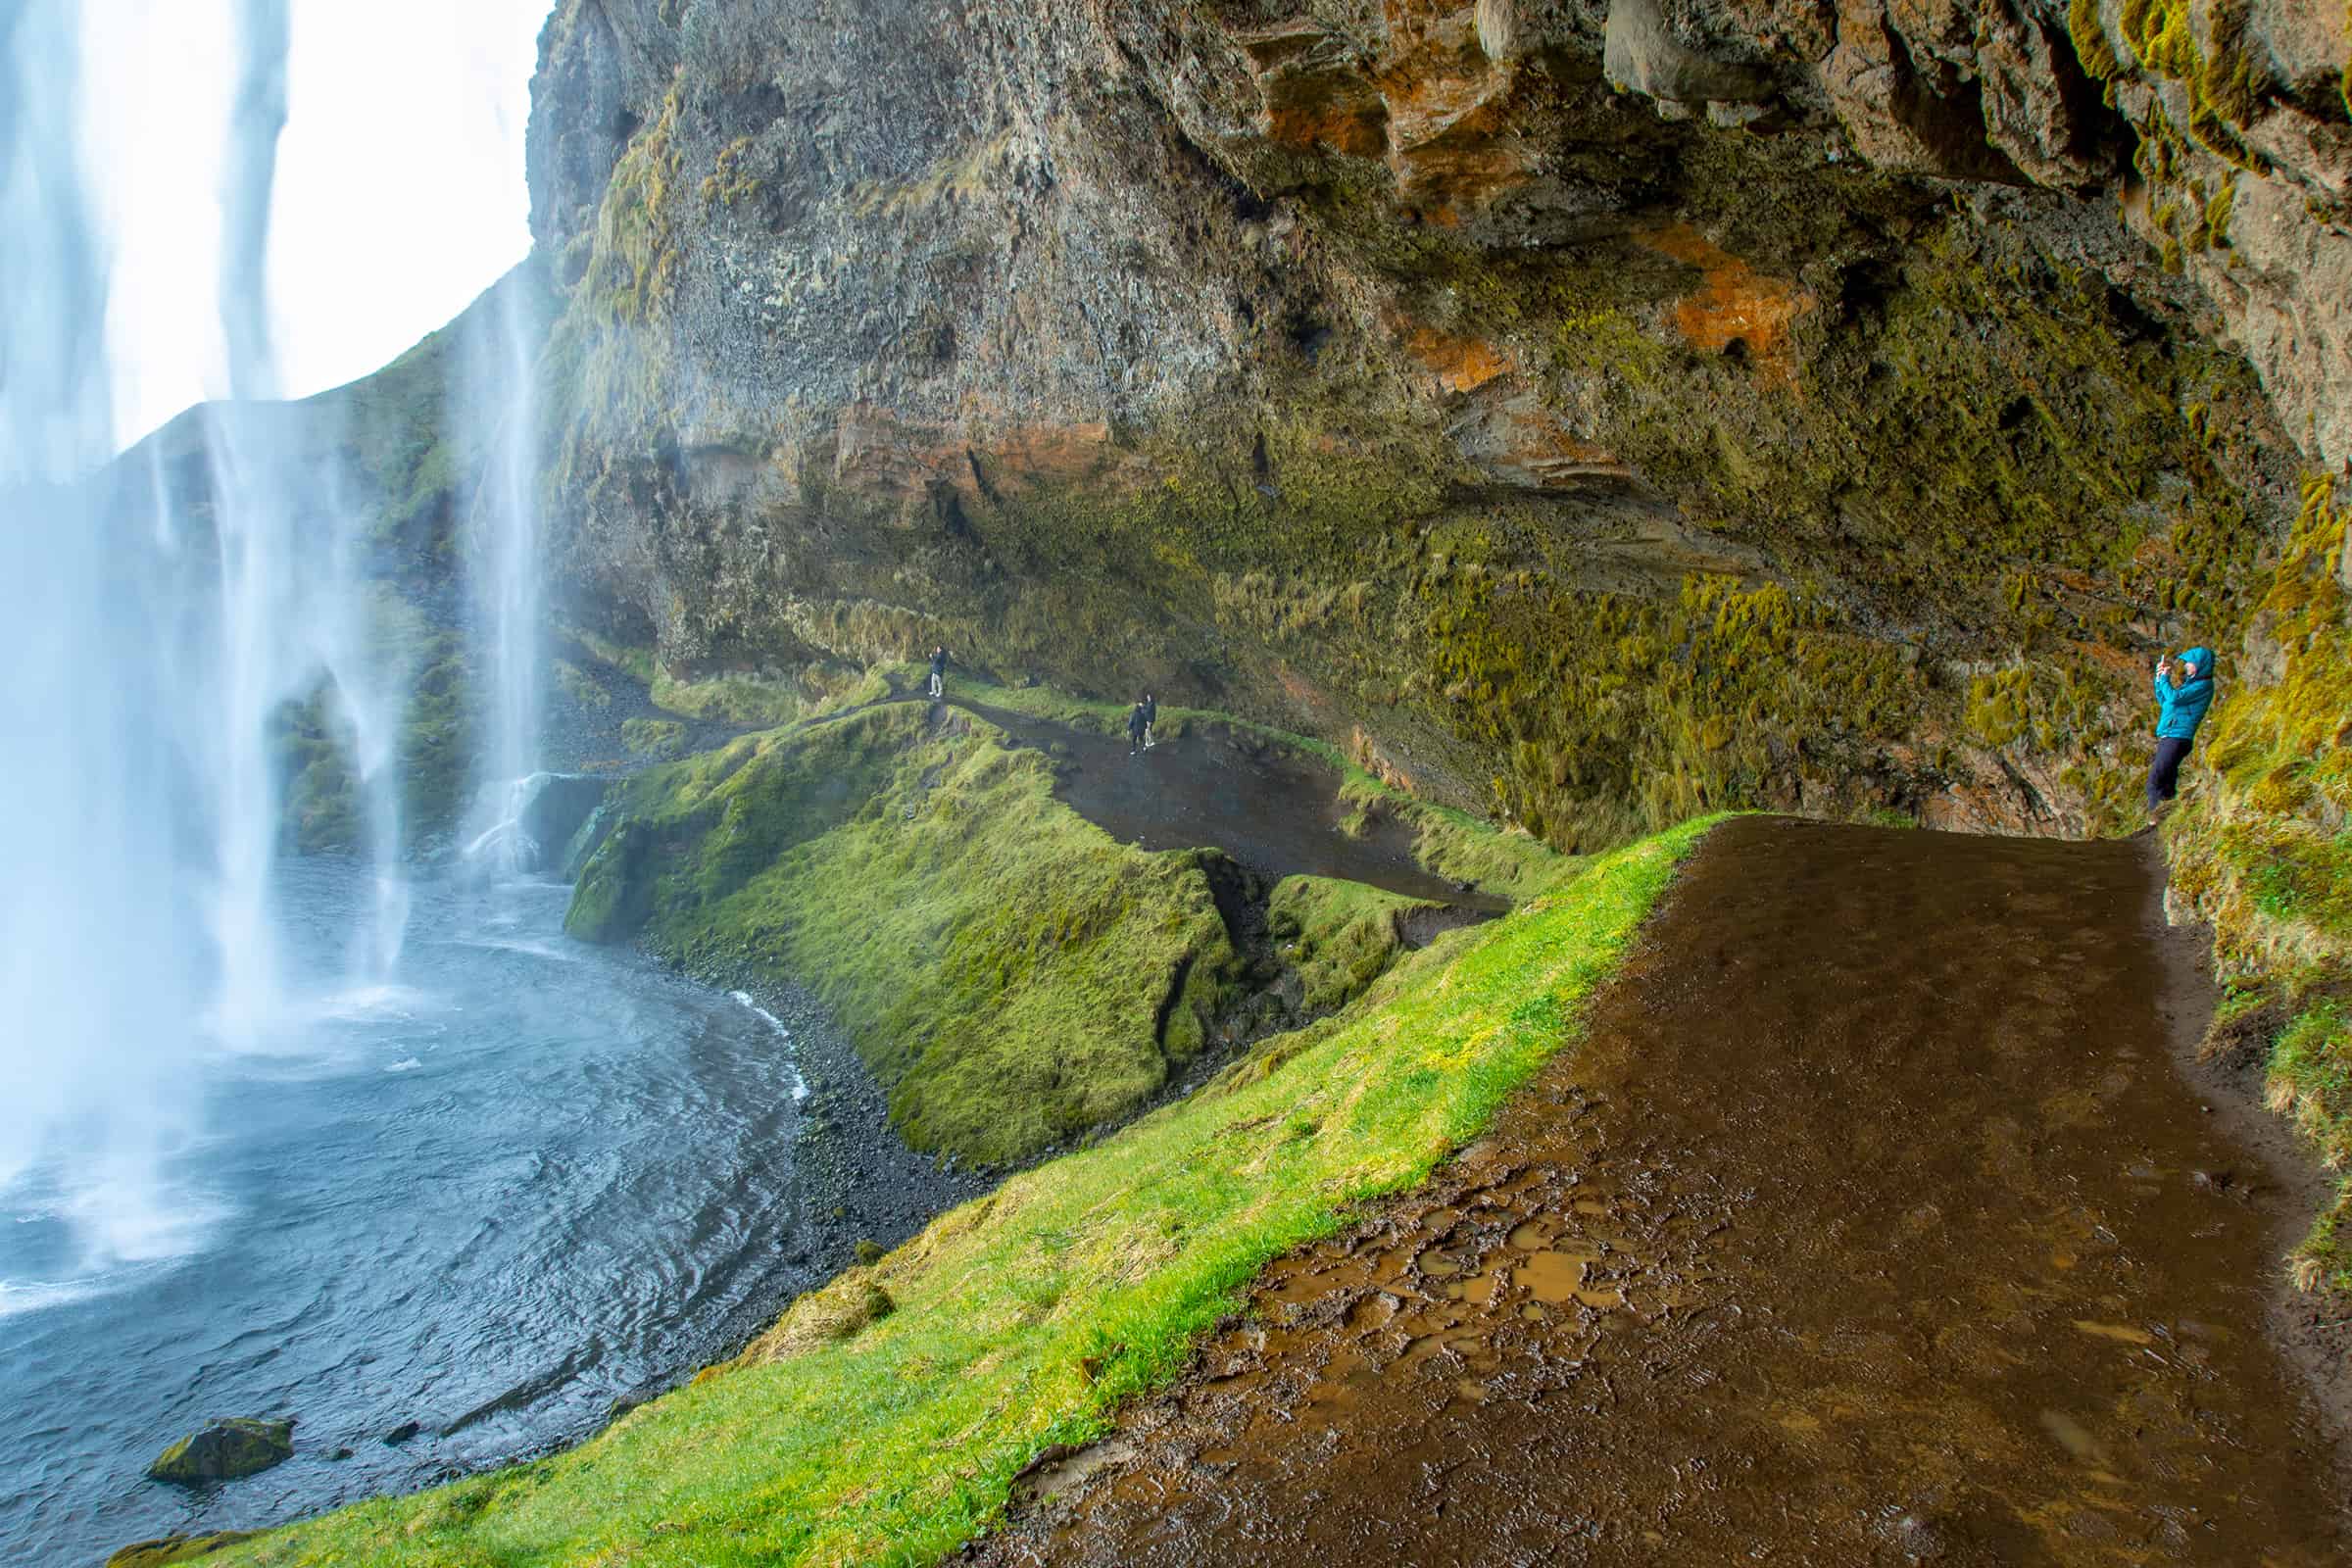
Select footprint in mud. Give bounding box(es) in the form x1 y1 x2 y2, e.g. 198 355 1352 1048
1505 1220 1552 1250
1515 1250 1607 1305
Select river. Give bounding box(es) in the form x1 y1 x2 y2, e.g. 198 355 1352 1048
0 859 820 1565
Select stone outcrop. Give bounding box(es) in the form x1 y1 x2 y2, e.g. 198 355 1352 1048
105 1533 260 1567
514 0 2347 842
146 1418 293 1485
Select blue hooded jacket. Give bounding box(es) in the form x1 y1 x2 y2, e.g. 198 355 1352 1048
2154 646 2217 740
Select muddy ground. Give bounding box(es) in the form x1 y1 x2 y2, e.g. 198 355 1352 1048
965 701 1503 910
965 816 2351 1566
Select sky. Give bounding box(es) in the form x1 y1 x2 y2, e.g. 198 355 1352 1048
81 0 554 444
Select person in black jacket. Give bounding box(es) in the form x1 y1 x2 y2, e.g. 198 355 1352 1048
927 647 949 700
1140 693 1156 750
1127 700 1149 755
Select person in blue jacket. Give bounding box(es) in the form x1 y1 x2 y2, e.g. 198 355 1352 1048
2147 646 2217 817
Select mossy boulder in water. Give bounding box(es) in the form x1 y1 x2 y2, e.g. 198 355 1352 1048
106 1533 259 1566
146 1417 292 1484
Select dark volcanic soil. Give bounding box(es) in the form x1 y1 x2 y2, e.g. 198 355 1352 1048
966 816 2351 1567
964 701 1503 910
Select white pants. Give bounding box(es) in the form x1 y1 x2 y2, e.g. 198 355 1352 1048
928 673 943 698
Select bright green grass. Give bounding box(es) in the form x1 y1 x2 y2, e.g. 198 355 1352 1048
204 815 1721 1568
1266 874 1438 1015
666 717 1242 1162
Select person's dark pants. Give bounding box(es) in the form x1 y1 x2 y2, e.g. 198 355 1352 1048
2147 735 2193 811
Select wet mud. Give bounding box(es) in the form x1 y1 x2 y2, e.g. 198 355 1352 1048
967 817 2351 1566
962 702 1503 910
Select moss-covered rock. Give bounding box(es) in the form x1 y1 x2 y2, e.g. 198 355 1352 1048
2164 472 2352 1290
1267 876 1444 1017
106 1533 260 1567
619 715 687 758
564 706 1247 1162
147 1418 293 1485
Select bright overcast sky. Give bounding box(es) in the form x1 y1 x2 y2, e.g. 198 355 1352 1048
82 0 554 445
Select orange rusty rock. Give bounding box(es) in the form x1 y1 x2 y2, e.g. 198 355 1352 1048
1348 726 1420 795
1233 23 1391 158
821 404 1149 504
1383 310 1517 394
1229 4 1535 215
1373 1 1529 214
1638 222 1814 385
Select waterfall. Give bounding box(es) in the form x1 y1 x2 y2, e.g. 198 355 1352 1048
0 0 213 1260
461 268 550 878
0 0 421 1266
194 0 416 1024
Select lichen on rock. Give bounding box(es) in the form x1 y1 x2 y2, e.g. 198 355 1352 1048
146 1418 293 1485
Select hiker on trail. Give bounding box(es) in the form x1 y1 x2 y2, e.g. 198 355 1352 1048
1141 693 1157 750
1127 699 1150 756
928 647 949 700
2147 646 2217 819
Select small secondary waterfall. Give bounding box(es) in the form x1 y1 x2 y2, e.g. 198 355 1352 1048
191 0 415 1025
460 270 553 877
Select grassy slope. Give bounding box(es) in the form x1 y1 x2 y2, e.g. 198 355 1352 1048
675 721 1241 1162
208 814 1719 1568
569 682 1575 1164
1266 874 1438 1015
2165 474 2352 1289
565 704 1244 1164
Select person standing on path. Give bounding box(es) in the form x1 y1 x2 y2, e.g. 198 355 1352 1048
1127 699 1149 756
1140 693 1157 750
2147 645 2217 820
928 647 949 701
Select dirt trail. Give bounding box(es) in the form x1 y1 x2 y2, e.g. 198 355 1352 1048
967 817 2349 1566
961 701 1503 910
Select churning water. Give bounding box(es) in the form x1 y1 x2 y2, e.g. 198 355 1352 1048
0 862 817 1565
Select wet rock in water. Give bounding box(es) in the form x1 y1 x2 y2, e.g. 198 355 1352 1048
105 1532 260 1566
329 1446 355 1460
383 1420 422 1446
146 1418 293 1484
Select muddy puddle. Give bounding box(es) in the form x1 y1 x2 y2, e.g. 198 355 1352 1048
965 816 2350 1566
961 702 1501 911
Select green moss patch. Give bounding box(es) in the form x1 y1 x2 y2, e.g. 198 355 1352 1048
2166 475 2352 1292
567 706 1245 1163
620 716 687 758
1266 875 1439 1015
266 601 477 854
203 816 1718 1568
568 625 870 726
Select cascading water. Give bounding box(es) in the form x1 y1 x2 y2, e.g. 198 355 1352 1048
0 0 416 1269
0 0 214 1264
460 268 552 878
199 0 416 1011
0 10 861 1560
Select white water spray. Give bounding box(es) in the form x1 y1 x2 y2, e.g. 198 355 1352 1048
0 0 211 1260
461 267 551 877
0 0 428 1266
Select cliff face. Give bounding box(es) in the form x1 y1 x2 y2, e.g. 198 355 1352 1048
523 0 2349 843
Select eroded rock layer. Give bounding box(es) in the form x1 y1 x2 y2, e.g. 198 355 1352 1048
524 0 2346 840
